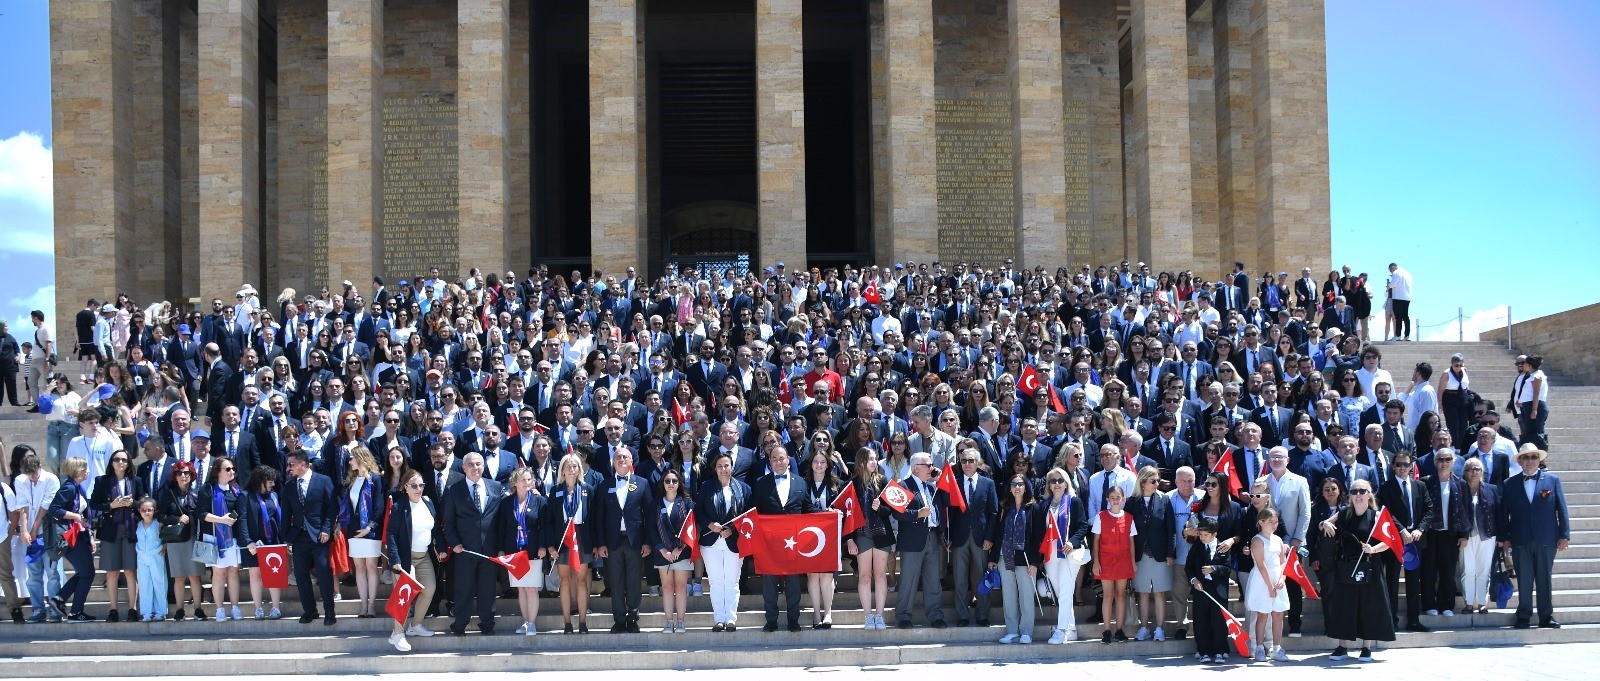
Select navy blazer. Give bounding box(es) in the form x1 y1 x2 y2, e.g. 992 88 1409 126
89 474 147 543
384 496 442 570
543 482 599 554
751 472 816 515
493 491 549 558
283 472 339 545
946 474 998 547
1130 491 1178 562
593 473 656 550
1462 482 1504 540
1502 470 1570 547
985 502 1047 567
441 477 505 553
892 476 947 553
695 478 753 554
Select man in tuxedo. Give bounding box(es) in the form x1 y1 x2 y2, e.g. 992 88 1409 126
894 453 949 629
593 446 654 633
442 452 506 636
946 448 998 626
1261 447 1311 636
751 445 816 631
283 451 338 625
1503 447 1570 629
1378 450 1433 631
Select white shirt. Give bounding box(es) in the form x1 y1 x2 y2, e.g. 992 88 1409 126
1524 474 1537 502
614 475 630 530
1388 267 1413 301
1401 383 1438 432
409 500 434 549
1438 478 1453 531
1355 367 1393 402
1088 467 1137 513
13 471 60 528
45 391 82 425
1518 370 1549 403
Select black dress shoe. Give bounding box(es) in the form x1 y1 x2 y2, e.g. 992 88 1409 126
626 621 641 633
1540 619 1562 629
1514 620 1532 629
976 619 991 627
897 620 912 630
610 623 626 633
1404 622 1430 632
764 621 779 632
564 622 574 634
298 612 317 624
10 607 23 623
127 609 140 623
480 627 495 636
450 627 467 636
579 622 589 634
956 618 970 627
788 620 801 632
726 624 736 631
324 614 337 626
712 622 726 632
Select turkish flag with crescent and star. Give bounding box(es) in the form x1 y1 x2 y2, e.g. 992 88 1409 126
258 545 290 589
1370 506 1406 559
935 459 967 511
1214 454 1244 498
830 481 865 536
679 510 700 563
879 480 913 514
1017 364 1067 413
863 280 882 305
746 512 842 576
385 568 425 624
1284 550 1319 599
490 551 534 580
1039 509 1061 564
1223 607 1251 657
561 518 583 571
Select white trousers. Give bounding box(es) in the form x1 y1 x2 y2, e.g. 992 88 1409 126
1043 558 1081 631
704 539 742 624
1460 534 1497 607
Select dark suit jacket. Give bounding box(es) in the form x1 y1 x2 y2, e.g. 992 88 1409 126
441 477 506 553
283 472 339 545
751 472 817 515
594 473 656 549
1184 538 1234 599
1251 405 1295 448
422 466 465 504
1142 437 1194 483
88 475 147 543
1419 475 1468 537
695 479 753 554
205 361 233 426
892 476 947 553
136 457 176 497
1324 459 1381 494
384 497 441 570
1502 470 1570 547
984 503 1047 567
945 474 998 547
685 360 728 401
1379 476 1434 547
214 428 261 474
492 492 549 559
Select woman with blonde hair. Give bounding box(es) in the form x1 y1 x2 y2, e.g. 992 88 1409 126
340 445 384 618
1039 466 1090 643
545 453 595 633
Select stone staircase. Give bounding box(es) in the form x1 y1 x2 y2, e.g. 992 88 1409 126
1 341 1597 673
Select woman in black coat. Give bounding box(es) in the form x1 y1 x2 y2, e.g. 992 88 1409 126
240 465 285 619
384 469 442 650
197 455 252 621
1129 466 1177 641
1316 478 1395 661
47 458 96 621
494 466 548 635
89 451 145 621
542 452 597 634
1307 476 1347 596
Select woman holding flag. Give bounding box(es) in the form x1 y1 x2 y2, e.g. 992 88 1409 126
1040 466 1090 643
695 451 751 632
384 469 441 651
802 449 844 628
844 448 894 630
651 468 695 633
339 446 384 619
545 453 595 634
241 466 285 620
495 466 547 635
1318 478 1396 661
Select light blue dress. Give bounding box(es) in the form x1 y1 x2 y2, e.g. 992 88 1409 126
135 521 168 619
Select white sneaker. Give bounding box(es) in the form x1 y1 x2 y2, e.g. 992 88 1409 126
1135 626 1151 641
1199 655 1212 663
1066 627 1079 642
516 622 530 634
1047 629 1066 645
525 621 538 636
1254 646 1268 661
1153 627 1166 642
1424 609 1439 616
998 634 1018 644
390 633 411 652
1272 646 1288 662
407 624 436 637
1442 610 1454 617
1019 634 1032 644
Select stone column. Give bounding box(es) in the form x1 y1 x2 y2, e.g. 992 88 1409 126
1009 0 1067 269
1130 0 1194 268
327 0 383 288
1252 0 1331 274
590 0 648 276
756 0 808 271
132 0 182 305
1062 0 1125 262
868 0 891 263
458 0 511 275
884 0 937 265
1187 6 1220 275
1214 0 1257 272
198 0 261 299
51 0 136 334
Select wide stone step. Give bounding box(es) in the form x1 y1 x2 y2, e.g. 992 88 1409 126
3 623 1599 676
1554 573 1600 590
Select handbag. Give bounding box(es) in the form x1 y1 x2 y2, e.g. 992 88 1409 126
191 535 220 564
1335 557 1374 585
159 522 184 542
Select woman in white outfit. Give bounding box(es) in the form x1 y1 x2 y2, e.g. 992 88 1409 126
1459 458 1503 613
1039 467 1090 644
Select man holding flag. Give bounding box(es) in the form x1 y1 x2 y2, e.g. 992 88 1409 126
893 453 949 629
1378 450 1433 632
943 448 996 627
441 453 505 636
751 445 817 632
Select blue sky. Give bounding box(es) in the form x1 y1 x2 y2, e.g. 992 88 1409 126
2 0 1596 340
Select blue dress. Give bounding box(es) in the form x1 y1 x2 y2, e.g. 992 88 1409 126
135 521 168 618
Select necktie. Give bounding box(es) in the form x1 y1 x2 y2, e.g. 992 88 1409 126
179 437 188 462
1163 440 1171 464
471 482 483 513
965 477 974 504
1101 472 1113 511
1404 479 1413 521
228 431 237 459
299 477 308 500
436 470 445 491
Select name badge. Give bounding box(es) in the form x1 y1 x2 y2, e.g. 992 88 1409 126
555 490 566 498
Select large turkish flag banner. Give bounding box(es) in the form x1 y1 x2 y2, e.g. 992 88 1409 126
748 512 842 576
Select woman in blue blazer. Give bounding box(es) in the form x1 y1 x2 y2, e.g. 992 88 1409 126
47 457 96 621
1460 458 1504 613
494 466 548 635
384 469 443 651
542 452 596 634
1129 466 1178 641
338 446 385 618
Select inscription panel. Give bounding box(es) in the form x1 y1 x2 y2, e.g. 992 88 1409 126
936 90 1015 267
1062 101 1092 264
381 95 459 277
310 113 329 285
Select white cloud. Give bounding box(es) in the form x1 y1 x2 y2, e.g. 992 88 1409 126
8 284 54 336
1423 304 1511 342
0 131 53 256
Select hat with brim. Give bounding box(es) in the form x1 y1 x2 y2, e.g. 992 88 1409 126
95 384 117 401
100 304 117 314
1517 445 1548 462
1068 547 1092 566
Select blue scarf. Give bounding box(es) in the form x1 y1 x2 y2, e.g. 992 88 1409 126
211 485 235 549
255 491 281 544
513 494 531 549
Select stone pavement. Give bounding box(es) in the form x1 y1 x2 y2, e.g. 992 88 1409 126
11 641 1592 681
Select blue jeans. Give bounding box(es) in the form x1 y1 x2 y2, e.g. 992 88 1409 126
26 552 62 615
47 421 77 471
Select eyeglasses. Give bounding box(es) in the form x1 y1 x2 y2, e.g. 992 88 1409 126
577 429 593 435
1202 482 1218 488
960 458 979 464
220 466 235 472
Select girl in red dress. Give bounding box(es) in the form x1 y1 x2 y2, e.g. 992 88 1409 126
1093 485 1138 643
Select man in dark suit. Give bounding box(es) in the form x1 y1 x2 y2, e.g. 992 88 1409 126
750 445 816 631
945 448 998 627
282 451 339 626
685 340 727 400
1143 414 1194 485
894 453 948 629
215 405 262 475
1502 447 1571 629
170 324 204 396
1250 382 1295 448
1378 450 1433 631
1328 435 1380 494
442 452 506 636
135 437 175 494
202 343 233 429
593 446 655 633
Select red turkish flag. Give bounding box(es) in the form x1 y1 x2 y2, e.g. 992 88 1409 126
831 480 865 536
1284 551 1319 599
746 512 842 576
879 480 913 514
672 398 692 427
561 518 583 571
385 568 425 625
1017 365 1066 412
1214 455 1243 499
1040 508 1061 564
1370 506 1406 559
863 280 882 305
1223 608 1251 657
777 372 792 405
679 510 700 563
936 460 967 511
258 545 290 589
490 551 533 580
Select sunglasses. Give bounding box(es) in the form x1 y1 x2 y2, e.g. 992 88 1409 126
1350 489 1370 495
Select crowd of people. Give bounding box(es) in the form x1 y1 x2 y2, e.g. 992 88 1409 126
0 257 1571 664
